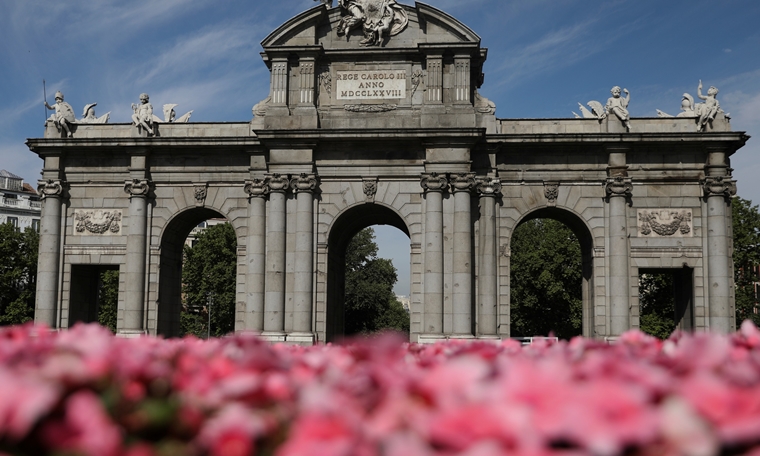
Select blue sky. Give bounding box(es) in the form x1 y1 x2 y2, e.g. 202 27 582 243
2 0 759 296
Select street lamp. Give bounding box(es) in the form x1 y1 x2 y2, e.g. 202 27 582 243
206 293 214 339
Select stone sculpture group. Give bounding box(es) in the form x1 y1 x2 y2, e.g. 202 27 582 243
44 91 192 138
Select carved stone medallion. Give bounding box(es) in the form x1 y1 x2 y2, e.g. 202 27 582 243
638 209 693 237
544 182 559 206
194 184 208 207
362 177 378 203
74 210 123 235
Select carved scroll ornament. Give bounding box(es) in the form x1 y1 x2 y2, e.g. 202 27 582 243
124 179 151 198
450 173 476 193
702 175 736 199
476 176 501 197
244 178 270 199
37 179 65 200
291 173 318 193
420 173 448 193
74 210 122 235
638 210 692 237
605 176 633 198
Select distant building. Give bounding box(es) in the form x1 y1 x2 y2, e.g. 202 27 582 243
0 170 41 231
185 218 228 247
396 295 410 313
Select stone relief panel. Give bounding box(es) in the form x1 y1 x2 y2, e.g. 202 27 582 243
637 209 693 238
73 210 123 236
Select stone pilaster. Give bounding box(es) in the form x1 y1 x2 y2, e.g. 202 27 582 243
270 58 289 106
605 149 633 336
243 178 269 332
476 176 500 336
123 178 151 334
290 173 318 341
425 55 443 104
35 179 66 328
420 172 448 335
450 173 476 337
453 55 471 103
702 149 736 333
263 173 289 338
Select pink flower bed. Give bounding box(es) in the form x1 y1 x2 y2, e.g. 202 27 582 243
2 323 760 455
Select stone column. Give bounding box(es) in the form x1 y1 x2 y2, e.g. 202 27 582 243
605 150 633 336
420 173 448 335
243 178 269 332
263 174 290 338
35 179 65 328
291 173 318 342
123 179 151 334
703 150 736 333
477 176 501 336
450 173 476 337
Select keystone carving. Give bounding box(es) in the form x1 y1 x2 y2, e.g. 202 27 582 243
544 182 559 206
638 210 692 237
74 210 122 235
476 176 501 197
420 173 448 193
291 173 318 193
124 179 151 198
362 178 378 203
244 178 270 199
450 173 476 193
605 176 633 198
702 175 736 199
37 179 65 200
194 184 208 207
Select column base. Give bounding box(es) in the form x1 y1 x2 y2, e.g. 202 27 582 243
116 330 146 338
416 333 447 344
260 331 287 343
476 335 502 342
448 334 475 340
286 332 316 346
604 336 619 344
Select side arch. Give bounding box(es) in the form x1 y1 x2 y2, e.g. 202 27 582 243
324 202 411 342
155 206 241 337
509 206 597 337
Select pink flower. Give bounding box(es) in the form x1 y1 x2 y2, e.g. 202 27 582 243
0 369 60 441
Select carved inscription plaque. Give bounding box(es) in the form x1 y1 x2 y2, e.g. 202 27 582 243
637 209 693 237
337 70 407 100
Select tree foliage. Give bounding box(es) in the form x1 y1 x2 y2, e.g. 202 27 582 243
181 222 237 338
638 273 676 339
345 228 409 336
0 223 38 325
733 197 760 327
509 219 582 339
97 269 119 333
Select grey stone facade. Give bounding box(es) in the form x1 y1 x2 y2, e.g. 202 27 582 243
27 2 748 342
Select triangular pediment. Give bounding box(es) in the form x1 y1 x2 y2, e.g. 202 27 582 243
261 2 480 49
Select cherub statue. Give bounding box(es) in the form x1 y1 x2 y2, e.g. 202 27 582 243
44 91 76 137
695 80 720 132
605 86 631 131
79 103 110 124
131 93 154 136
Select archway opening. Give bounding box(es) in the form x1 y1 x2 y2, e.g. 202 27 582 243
157 208 236 338
638 267 694 339
509 208 594 339
69 265 119 333
326 204 410 342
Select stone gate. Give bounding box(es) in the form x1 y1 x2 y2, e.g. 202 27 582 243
28 1 748 342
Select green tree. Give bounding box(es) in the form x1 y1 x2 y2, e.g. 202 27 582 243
509 219 582 339
733 197 760 327
181 222 237 337
345 228 409 336
638 273 676 339
0 223 38 325
97 269 119 333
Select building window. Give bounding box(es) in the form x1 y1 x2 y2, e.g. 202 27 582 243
32 219 40 232
7 217 18 228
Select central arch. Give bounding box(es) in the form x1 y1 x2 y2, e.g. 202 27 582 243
156 207 231 337
512 206 596 337
325 203 411 342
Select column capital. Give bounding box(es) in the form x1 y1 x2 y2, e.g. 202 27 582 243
450 172 477 193
37 179 66 200
124 179 152 198
701 175 737 199
476 176 501 197
605 176 633 198
420 172 448 193
266 173 291 194
244 178 270 199
291 173 318 194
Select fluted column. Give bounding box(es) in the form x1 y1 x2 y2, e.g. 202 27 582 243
263 174 290 336
606 149 633 336
291 173 318 337
243 178 269 332
35 179 65 328
703 150 736 333
123 179 151 334
477 176 500 336
451 173 476 336
420 173 448 335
